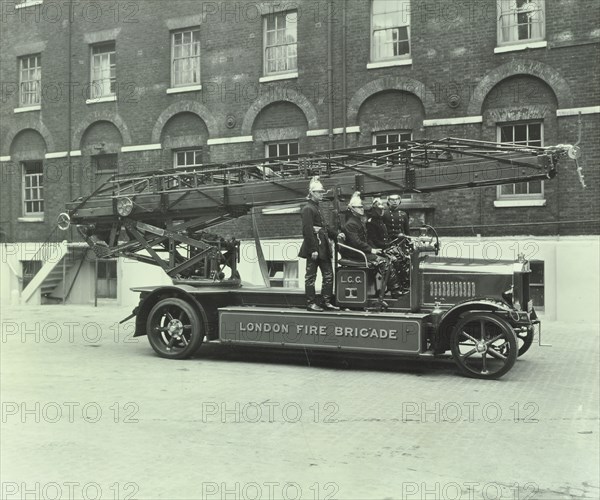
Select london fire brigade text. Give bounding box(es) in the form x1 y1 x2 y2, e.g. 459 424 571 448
238 322 398 339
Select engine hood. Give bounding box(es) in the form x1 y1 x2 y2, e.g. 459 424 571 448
420 257 529 275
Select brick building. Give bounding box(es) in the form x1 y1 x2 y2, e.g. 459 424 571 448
1 0 598 320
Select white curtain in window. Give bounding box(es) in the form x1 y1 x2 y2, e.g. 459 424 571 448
499 0 544 42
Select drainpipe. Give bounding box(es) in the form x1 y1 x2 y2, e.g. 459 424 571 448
341 0 347 148
327 0 334 149
67 0 73 240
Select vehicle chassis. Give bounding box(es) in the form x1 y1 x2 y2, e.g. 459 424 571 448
128 230 538 380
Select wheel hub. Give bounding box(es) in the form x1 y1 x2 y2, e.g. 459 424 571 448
167 319 183 337
475 341 487 353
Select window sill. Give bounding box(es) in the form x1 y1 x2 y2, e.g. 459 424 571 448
86 95 117 104
494 199 546 208
18 216 44 223
259 72 298 83
15 0 43 8
494 41 547 53
367 59 412 69
166 84 203 94
14 105 41 113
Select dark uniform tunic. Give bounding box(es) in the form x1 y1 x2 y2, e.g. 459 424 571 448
298 200 336 259
383 207 410 237
299 200 337 305
341 213 400 293
366 209 389 249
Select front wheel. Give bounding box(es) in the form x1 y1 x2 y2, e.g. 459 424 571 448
146 297 204 359
450 312 518 379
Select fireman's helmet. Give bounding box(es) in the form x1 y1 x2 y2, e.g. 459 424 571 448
348 191 365 216
308 176 326 200
372 197 384 215
388 194 402 208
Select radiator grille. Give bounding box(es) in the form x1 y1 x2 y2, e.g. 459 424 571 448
430 281 476 298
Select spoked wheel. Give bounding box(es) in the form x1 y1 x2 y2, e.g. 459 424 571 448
450 313 518 379
516 327 534 357
146 298 203 359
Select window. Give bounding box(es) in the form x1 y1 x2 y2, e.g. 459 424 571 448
93 154 118 172
174 149 203 168
19 54 41 107
371 0 410 61
497 122 543 199
498 0 545 45
90 43 116 99
266 142 299 159
22 161 44 215
263 11 297 75
267 261 299 288
171 29 201 87
529 260 544 308
373 130 412 166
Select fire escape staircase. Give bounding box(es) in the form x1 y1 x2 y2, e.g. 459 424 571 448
21 236 89 305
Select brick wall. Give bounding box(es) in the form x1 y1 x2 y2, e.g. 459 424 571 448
1 0 598 243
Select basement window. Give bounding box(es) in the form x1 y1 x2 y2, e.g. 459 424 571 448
267 260 299 288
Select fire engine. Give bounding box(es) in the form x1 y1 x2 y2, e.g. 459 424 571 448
58 137 585 379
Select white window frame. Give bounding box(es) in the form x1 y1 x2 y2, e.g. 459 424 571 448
496 122 545 201
263 10 298 76
171 28 201 88
90 42 116 99
265 141 299 159
370 0 411 63
173 149 203 169
22 161 44 216
19 54 41 107
372 130 412 167
497 0 545 46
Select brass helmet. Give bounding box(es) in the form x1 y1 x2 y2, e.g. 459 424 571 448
348 191 365 216
308 176 326 201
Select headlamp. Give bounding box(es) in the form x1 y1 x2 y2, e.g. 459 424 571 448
116 197 134 217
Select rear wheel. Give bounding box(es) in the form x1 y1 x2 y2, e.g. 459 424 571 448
146 297 203 359
450 312 518 379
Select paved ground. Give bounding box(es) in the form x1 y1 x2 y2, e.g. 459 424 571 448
0 304 598 500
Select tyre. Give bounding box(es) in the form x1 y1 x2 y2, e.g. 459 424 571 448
450 312 518 379
516 327 534 357
146 297 204 359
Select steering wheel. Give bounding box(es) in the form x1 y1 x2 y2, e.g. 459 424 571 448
417 225 440 255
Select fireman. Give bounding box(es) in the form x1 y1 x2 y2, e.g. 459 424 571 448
383 194 411 292
366 197 389 249
383 194 410 238
342 192 403 298
298 176 343 312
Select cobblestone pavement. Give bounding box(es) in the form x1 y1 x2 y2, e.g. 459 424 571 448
0 304 598 500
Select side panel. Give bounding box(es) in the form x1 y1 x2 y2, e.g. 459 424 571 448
421 272 512 307
336 269 369 306
219 309 421 354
